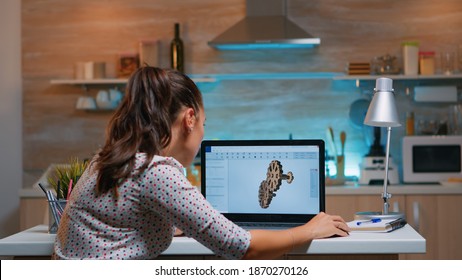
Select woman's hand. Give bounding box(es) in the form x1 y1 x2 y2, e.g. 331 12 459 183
243 212 350 259
298 212 350 240
173 227 184 236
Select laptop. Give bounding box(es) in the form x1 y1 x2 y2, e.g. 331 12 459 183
200 139 325 230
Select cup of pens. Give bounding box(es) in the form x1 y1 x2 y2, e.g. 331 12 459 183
40 158 89 233
37 182 68 234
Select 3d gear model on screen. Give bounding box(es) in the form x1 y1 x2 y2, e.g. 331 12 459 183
258 160 294 209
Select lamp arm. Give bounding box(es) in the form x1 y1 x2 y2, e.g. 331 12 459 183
382 126 392 214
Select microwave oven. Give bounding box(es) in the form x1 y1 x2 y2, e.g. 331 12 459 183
402 135 462 183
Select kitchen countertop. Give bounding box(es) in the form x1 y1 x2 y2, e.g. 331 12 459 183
325 184 462 195
20 184 462 198
0 224 425 258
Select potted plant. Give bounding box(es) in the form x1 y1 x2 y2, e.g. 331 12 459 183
47 157 89 200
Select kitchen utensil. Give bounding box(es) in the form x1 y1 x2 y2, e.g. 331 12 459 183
340 131 346 156
326 127 337 157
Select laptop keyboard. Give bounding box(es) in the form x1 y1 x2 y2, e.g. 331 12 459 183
235 222 302 230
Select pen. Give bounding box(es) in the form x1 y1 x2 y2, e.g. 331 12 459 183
37 183 47 196
57 180 61 200
45 189 61 226
356 218 381 226
67 179 73 200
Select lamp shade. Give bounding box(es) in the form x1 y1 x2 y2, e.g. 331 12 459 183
364 78 401 127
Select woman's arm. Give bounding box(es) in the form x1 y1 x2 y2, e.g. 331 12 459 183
143 160 251 259
243 212 350 260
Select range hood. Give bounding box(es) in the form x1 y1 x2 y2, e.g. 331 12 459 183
208 0 320 50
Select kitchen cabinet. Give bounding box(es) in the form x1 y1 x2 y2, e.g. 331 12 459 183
404 194 462 260
326 189 462 260
19 197 48 231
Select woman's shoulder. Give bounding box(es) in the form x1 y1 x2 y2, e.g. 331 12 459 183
135 153 184 174
135 154 190 190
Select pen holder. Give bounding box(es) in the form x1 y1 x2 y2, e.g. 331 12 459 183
325 155 346 186
48 199 67 234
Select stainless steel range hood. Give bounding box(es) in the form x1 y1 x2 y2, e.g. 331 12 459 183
208 0 320 50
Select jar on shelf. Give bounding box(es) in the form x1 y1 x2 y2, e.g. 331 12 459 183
419 51 435 75
402 41 419 75
406 111 415 135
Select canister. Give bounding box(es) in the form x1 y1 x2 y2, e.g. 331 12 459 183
402 41 419 75
419 51 435 75
139 40 160 67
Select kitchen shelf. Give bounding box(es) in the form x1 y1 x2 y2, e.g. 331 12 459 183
50 78 127 85
50 73 462 96
50 72 344 86
333 73 462 81
50 77 216 85
190 72 343 81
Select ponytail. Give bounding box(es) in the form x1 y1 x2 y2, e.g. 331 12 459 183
95 67 203 195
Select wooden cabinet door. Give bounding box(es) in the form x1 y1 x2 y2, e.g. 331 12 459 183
328 193 462 260
403 195 436 259
405 194 462 260
434 195 462 259
20 198 48 230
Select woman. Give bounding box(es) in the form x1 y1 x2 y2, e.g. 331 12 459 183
53 67 349 260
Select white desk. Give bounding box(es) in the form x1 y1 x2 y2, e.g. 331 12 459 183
0 224 425 259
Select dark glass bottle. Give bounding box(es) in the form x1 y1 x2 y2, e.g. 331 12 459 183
170 23 184 73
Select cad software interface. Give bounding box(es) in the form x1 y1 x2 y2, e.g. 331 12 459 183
204 145 321 214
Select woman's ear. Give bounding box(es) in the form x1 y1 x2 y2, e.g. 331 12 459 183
183 108 196 133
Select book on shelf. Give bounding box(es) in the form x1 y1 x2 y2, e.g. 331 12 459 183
347 217 407 233
346 62 371 75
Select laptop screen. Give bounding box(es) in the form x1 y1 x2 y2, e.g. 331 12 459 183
200 139 325 224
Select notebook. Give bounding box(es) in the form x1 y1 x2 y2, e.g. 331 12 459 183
347 218 407 233
200 139 325 230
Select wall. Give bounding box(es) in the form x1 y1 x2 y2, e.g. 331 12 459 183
0 0 22 238
22 0 462 187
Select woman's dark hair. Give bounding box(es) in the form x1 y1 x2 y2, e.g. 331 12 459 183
95 67 203 196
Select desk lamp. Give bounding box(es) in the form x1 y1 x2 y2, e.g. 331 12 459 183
355 77 405 220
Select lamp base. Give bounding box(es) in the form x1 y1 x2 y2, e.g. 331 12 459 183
355 211 405 220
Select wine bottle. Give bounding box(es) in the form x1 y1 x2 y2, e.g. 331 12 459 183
170 23 184 73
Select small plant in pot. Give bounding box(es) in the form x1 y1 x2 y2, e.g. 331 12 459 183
47 157 89 200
